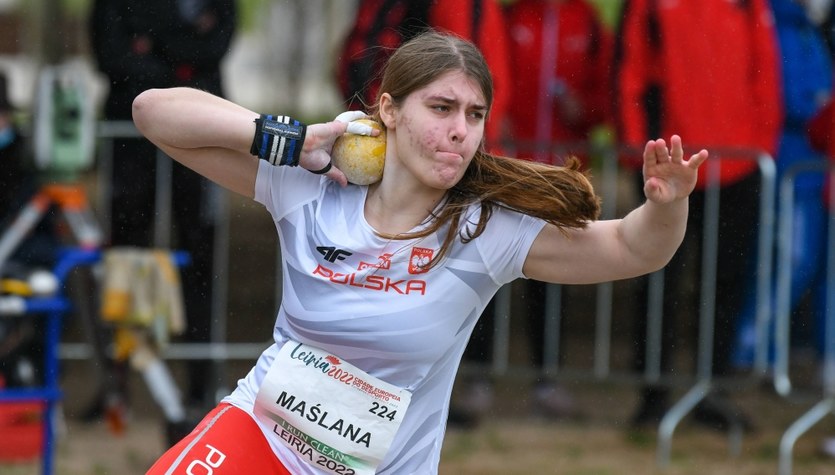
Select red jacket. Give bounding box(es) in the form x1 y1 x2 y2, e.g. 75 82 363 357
808 97 835 207
504 0 612 164
809 99 834 157
337 0 512 150
615 0 783 187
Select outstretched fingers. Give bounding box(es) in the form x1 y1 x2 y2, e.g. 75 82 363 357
644 137 671 167
686 148 709 170
645 135 707 170
641 135 709 203
669 135 684 163
668 134 708 170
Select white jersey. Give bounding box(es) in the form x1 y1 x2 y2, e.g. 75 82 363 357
224 160 546 474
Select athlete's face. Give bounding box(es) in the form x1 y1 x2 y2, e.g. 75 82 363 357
380 70 487 190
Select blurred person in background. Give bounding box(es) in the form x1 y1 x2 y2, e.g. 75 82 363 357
336 0 514 428
0 70 53 391
336 0 511 151
89 0 236 441
807 67 835 462
614 0 782 430
732 0 832 375
0 71 32 242
807 0 835 459
455 0 614 425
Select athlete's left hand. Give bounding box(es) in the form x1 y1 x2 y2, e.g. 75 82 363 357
642 135 708 204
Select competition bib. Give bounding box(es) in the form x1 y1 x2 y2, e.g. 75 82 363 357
254 342 412 475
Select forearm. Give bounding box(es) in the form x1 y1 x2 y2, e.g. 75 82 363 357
618 196 689 271
132 87 256 153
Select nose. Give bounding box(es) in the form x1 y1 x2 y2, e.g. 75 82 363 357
448 111 468 144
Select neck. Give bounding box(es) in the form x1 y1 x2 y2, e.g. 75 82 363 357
364 180 446 236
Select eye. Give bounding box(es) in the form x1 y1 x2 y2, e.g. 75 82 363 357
432 104 450 113
468 110 485 121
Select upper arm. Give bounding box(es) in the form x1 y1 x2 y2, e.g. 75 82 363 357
153 142 259 199
132 87 260 198
523 219 649 284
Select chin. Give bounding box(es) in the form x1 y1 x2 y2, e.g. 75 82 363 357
429 166 467 188
431 177 464 191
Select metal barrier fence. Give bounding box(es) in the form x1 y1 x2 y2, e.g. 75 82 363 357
775 160 835 475
656 148 776 466
55 123 835 473
496 139 782 468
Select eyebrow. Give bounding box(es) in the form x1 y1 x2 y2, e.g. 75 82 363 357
428 94 488 112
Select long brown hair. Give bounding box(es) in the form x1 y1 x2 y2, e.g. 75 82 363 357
370 30 601 267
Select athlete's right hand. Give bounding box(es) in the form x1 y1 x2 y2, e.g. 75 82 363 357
299 111 379 186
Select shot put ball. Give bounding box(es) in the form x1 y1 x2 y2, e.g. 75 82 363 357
331 119 386 185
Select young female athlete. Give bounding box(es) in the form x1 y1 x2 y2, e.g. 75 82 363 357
136 30 707 475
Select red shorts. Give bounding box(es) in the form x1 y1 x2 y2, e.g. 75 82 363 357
146 403 292 474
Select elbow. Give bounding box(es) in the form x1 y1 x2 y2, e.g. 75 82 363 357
648 255 673 274
644 240 682 275
131 88 163 135
624 236 682 278
646 233 682 271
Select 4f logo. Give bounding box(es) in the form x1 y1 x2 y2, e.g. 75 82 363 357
317 246 353 263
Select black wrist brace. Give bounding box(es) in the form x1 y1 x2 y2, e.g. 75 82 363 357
250 114 307 167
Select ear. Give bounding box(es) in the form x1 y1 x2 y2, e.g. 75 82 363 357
378 93 396 130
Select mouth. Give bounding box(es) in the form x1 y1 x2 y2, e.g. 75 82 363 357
431 151 468 185
436 151 464 163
